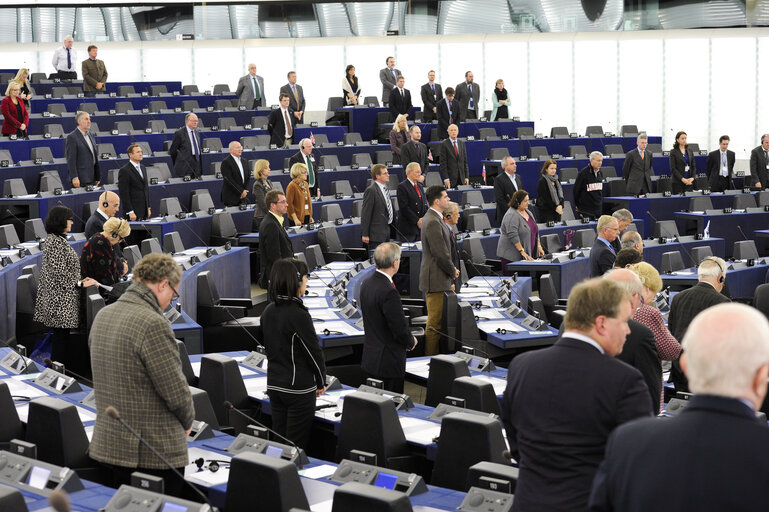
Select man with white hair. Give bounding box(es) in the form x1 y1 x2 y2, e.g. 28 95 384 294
620 231 643 253
589 215 620 277
288 137 319 197
235 63 265 109
590 303 769 511
573 151 604 220
667 256 730 392
220 141 249 207
52 36 77 79
610 209 633 252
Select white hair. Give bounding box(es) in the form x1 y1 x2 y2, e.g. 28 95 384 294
589 151 603 160
603 268 643 298
697 257 726 280
637 133 648 142
612 209 632 221
64 35 74 43
683 303 769 397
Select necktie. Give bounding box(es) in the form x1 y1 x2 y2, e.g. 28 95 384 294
384 185 393 223
391 281 396 289
721 152 727 177
190 130 199 157
414 182 421 198
453 140 458 157
284 110 292 137
400 89 404 98
468 84 474 110
292 85 299 104
431 83 435 95
640 150 644 160
252 77 260 101
306 155 315 187
135 164 143 179
391 69 397 82
448 100 453 123
765 150 768 162
66 49 71 70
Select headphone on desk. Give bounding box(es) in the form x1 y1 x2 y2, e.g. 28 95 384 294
194 458 230 473
704 256 725 283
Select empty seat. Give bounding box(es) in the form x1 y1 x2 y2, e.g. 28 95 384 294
529 146 549 160
604 144 625 157
653 220 679 239
689 246 713 266
425 171 444 187
113 121 133 134
601 166 618 178
568 145 588 158
47 103 67 115
620 125 639 137
148 100 167 113
351 153 372 169
114 101 132 114
240 136 260 150
150 85 168 96
43 124 65 138
78 102 98 114
147 119 167 133
489 147 509 161
182 100 200 111
573 229 596 248
460 191 484 208
374 150 392 165
607 180 627 197
363 96 380 106
97 143 116 158
217 117 236 131
320 204 344 222
320 155 341 170
304 244 326 270
30 147 55 163
560 167 578 182
689 196 713 212
147 163 173 183
214 99 231 111
647 143 663 155
425 355 471 407
30 72 46 82
585 125 604 137
26 397 90 468
39 172 64 192
733 195 757 210
351 200 363 218
160 197 183 217
343 132 363 145
330 180 353 197
203 138 223 152
450 377 501 415
210 211 240 246
734 240 759 260
51 87 68 98
117 85 135 96
466 213 491 232
540 233 561 253
140 238 162 256
198 354 251 429
164 232 185 254
0 225 20 248
550 126 570 138
105 168 120 185
191 189 215 212
182 84 199 95
478 127 498 140
212 84 230 94
516 126 534 139
660 251 685 274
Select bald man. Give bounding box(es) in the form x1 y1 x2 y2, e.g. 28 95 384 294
220 141 249 207
85 190 120 238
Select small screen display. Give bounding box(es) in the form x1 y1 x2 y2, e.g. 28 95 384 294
53 377 67 391
374 472 398 490
469 357 482 368
26 466 51 489
161 503 188 512
265 445 283 459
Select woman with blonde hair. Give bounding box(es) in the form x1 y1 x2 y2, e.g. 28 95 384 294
286 162 313 226
251 159 274 231
630 261 682 411
491 79 510 121
81 216 130 300
1 81 28 138
388 113 411 165
13 68 33 109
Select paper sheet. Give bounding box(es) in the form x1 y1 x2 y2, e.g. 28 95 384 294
302 298 333 309
243 376 268 398
400 418 441 445
185 466 230 487
84 425 94 442
457 290 495 298
315 321 362 336
405 360 430 379
16 403 29 422
310 499 334 512
462 297 501 305
323 262 357 270
477 321 525 334
299 464 336 480
310 271 337 281
3 377 48 399
472 309 505 320
76 406 97 423
309 309 342 321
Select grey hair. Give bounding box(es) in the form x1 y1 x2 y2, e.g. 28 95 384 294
637 133 648 142
405 161 421 174
589 151 603 160
501 155 514 166
373 242 401 270
443 201 459 216
697 256 726 280
620 231 642 249
612 209 632 222
75 111 89 123
603 268 643 298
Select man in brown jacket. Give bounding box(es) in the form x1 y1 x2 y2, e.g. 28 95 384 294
420 185 459 355
82 45 107 97
89 253 193 497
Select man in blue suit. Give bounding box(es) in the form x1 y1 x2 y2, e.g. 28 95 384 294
590 303 769 512
589 215 619 277
359 242 417 393
396 162 428 242
501 278 651 512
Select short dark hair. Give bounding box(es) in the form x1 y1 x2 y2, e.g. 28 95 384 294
509 189 529 210
614 248 643 268
444 87 455 96
126 143 140 155
465 70 472 78
279 92 289 101
268 258 309 301
287 71 296 79
719 135 730 143
87 45 97 52
426 185 446 206
44 205 73 235
264 189 283 207
386 56 394 64
371 163 387 180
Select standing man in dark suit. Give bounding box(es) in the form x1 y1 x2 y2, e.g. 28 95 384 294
420 70 442 123
589 215 619 277
288 138 319 197
439 124 468 188
81 45 107 97
259 189 293 288
667 256 730 392
168 113 202 179
501 278 651 512
361 164 394 250
590 303 769 512
605 269 663 414
89 254 194 497
280 71 305 124
493 156 522 225
706 134 735 192
622 134 653 196
118 144 150 221
359 242 418 393
396 162 428 242
573 151 605 220
420 186 459 355
749 133 769 189
66 111 100 188
454 71 480 120
389 76 412 121
379 56 401 107
400 125 429 175
267 93 296 149
235 63 265 109
220 141 249 207
436 87 461 140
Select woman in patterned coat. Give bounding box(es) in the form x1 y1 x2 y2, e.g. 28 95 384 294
80 216 130 300
34 206 98 371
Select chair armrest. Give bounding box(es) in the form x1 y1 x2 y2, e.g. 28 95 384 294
485 258 502 271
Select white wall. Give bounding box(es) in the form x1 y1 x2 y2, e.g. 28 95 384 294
4 27 769 155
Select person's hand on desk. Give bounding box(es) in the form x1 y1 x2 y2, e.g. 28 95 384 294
80 277 99 288
316 386 327 397
537 245 545 258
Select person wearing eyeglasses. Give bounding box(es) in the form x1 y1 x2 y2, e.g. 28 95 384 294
589 215 620 277
89 253 194 499
81 217 131 302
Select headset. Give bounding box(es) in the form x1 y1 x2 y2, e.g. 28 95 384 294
100 191 109 208
704 256 725 283
194 458 230 473
111 218 125 239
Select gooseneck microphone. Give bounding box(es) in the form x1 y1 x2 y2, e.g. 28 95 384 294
43 358 94 387
48 490 71 512
426 326 494 360
105 406 217 510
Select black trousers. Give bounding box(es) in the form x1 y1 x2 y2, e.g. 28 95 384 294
50 327 92 380
100 461 190 501
365 373 405 394
711 176 731 192
267 389 316 450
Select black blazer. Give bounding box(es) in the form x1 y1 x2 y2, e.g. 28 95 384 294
117 161 150 220
501 336 651 512
359 271 413 378
168 127 202 178
258 213 293 288
400 140 429 175
590 395 769 512
705 149 735 191
220 155 249 207
439 138 468 188
493 172 522 225
589 238 616 277
749 145 769 188
267 107 297 147
622 149 653 195
669 147 697 195
361 182 392 244
65 129 100 185
389 87 412 119
396 178 428 241
615 319 662 415
535 176 563 224
420 82 443 121
435 98 461 140
84 210 107 239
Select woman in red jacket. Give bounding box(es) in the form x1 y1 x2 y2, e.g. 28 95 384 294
1 81 29 138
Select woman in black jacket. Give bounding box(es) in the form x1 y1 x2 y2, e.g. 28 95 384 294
536 159 564 223
670 130 696 195
261 258 326 449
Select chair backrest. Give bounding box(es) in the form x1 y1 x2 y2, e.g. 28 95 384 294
431 412 509 491
240 136 259 150
568 145 588 158
620 125 639 137
450 377 501 415
647 143 663 155
603 144 624 157
733 194 757 210
351 153 373 169
539 273 559 305
197 270 221 307
529 146 549 160
351 200 363 218
318 227 344 253
425 171 444 187
203 137 223 152
573 228 596 248
212 211 237 238
0 149 15 165
550 126 569 138
653 220 679 239
215 99 231 110
327 97 345 111
117 85 135 96
97 143 116 158
660 251 685 274
330 180 353 197
559 167 578 182
191 189 215 212
689 246 713 266
149 100 167 113
123 245 142 271
160 197 183 216
24 218 46 241
30 146 54 163
754 284 769 321
689 196 713 212
112 101 131 114
183 84 199 95
374 151 392 164
540 233 561 254
343 132 363 145
335 392 410 466
213 83 231 94
0 225 20 248
321 204 344 222
182 99 200 111
140 237 162 256
198 353 249 427
464 237 488 265
150 84 168 96
47 103 67 115
585 125 604 137
460 191 484 207
516 126 534 138
320 155 341 170
39 172 63 192
77 102 98 114
489 147 509 161
164 231 185 253
757 191 769 206
26 397 90 467
478 127 497 140
147 163 173 183
607 180 627 197
43 124 65 138
601 166 617 178
16 272 37 315
3 178 27 197
734 240 759 261
305 244 325 269
425 355 471 407
217 117 236 131
0 382 24 443
466 213 491 232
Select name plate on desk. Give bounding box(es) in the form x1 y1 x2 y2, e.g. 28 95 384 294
452 350 495 372
512 116 520 122
330 460 427 496
569 132 578 138
33 368 82 394
0 160 9 167
518 155 527 161
226 433 309 467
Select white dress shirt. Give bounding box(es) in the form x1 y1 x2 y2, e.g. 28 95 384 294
52 46 77 72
